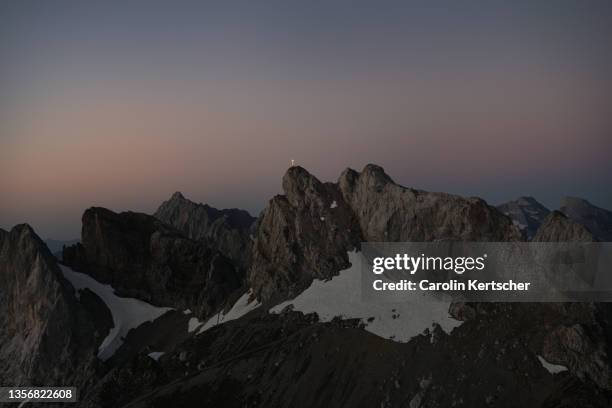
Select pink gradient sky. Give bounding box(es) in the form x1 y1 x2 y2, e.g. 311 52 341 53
1 1 611 239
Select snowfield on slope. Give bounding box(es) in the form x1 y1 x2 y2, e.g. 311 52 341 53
270 251 462 342
60 265 173 360
198 290 261 334
147 351 165 361
537 355 568 374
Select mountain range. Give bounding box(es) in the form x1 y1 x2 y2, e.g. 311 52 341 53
2 164 612 407
497 195 612 242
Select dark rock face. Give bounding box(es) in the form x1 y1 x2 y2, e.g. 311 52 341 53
249 164 521 302
249 166 362 302
497 196 550 240
560 197 612 242
0 224 98 389
530 211 610 391
340 164 521 242
63 207 242 318
448 301 612 393
106 310 612 408
81 355 169 408
541 319 611 390
533 211 596 242
154 192 256 269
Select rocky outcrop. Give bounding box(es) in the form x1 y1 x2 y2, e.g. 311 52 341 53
0 224 98 389
339 164 521 242
497 196 550 240
249 166 362 302
106 309 612 408
249 164 521 302
560 197 612 242
81 355 168 408
541 320 611 390
533 211 596 242
531 211 609 390
154 192 255 269
63 208 242 318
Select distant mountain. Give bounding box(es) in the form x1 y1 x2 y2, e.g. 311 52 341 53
533 211 596 242
497 196 550 240
44 238 79 258
154 192 256 269
560 197 612 241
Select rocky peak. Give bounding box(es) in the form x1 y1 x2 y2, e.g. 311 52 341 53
533 211 596 242
560 197 612 241
3 223 39 250
160 191 255 229
171 191 185 200
282 166 328 208
249 166 360 302
154 192 255 268
497 196 550 240
339 164 394 196
359 163 395 185
0 224 97 388
341 165 521 242
517 196 540 205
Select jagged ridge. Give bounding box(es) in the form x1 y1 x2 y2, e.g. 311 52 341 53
249 164 521 302
154 192 255 269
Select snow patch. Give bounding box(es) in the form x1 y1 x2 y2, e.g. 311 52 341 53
537 355 568 374
60 265 173 361
147 351 165 361
330 201 338 209
198 290 261 334
183 309 192 315
188 317 203 333
270 251 462 343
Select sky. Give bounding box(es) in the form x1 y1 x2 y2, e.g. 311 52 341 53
1 1 611 240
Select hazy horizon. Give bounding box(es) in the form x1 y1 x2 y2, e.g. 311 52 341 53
2 161 611 241
2 1 611 239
